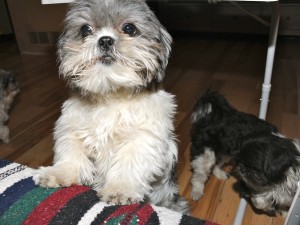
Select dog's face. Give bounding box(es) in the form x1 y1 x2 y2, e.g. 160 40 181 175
0 69 19 106
235 136 300 193
58 0 172 96
234 137 300 214
235 162 271 193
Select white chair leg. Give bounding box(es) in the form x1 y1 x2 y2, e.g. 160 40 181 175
233 199 248 225
234 2 280 225
259 1 280 120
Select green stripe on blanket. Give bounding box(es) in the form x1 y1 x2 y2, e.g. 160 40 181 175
0 186 58 225
0 158 219 225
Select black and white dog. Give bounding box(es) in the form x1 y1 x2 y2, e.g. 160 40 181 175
190 91 300 215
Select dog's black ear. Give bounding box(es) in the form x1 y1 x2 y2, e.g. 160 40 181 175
263 154 291 182
156 27 172 79
160 27 172 62
263 138 299 182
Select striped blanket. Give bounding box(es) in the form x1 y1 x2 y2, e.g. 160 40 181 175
0 158 218 225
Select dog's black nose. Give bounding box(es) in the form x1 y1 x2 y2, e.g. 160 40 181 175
99 36 114 51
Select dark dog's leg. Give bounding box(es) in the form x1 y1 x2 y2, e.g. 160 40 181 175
0 125 9 143
213 155 231 180
190 147 216 200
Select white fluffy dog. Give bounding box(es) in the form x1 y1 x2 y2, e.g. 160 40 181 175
34 0 189 213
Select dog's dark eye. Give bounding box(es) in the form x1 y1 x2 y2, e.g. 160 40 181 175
81 25 93 38
122 23 137 36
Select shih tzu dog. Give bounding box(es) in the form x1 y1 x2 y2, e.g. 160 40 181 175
190 91 300 215
0 69 19 143
33 0 189 213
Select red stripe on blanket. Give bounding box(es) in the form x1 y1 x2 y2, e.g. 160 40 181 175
22 185 91 225
118 204 152 225
102 204 153 225
130 204 154 225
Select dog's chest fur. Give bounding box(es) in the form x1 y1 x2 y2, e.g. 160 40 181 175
55 90 176 161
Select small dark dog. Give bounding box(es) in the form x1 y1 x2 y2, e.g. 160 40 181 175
190 91 300 215
0 69 19 143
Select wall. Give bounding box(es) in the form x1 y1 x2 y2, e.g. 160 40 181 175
0 0 13 35
158 1 300 36
6 0 300 54
6 0 67 54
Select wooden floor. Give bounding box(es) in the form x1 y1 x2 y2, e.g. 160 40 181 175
1 34 299 225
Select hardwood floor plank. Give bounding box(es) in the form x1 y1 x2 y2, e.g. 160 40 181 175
15 135 54 168
282 113 299 138
190 177 225 221
212 177 241 225
243 206 273 225
272 216 286 225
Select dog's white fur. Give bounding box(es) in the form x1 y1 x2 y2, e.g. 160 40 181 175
35 90 177 203
190 148 229 200
34 0 189 213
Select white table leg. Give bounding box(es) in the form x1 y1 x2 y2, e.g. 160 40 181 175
259 1 280 120
233 198 248 225
233 2 280 225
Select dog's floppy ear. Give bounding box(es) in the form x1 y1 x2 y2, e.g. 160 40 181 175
264 154 291 182
146 24 172 88
147 26 171 88
160 27 172 70
263 138 299 182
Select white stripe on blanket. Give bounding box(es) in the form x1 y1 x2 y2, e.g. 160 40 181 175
0 167 33 194
152 205 183 225
78 202 108 225
0 162 20 174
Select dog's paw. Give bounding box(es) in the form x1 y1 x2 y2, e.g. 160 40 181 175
33 166 79 188
98 187 143 205
190 184 204 201
99 193 140 205
278 210 288 217
213 166 230 180
0 125 9 143
190 189 203 201
33 172 61 188
2 137 9 144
